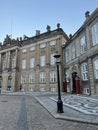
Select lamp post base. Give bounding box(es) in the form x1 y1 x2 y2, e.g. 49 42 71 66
57 99 64 113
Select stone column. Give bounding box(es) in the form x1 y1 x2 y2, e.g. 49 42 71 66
88 58 95 94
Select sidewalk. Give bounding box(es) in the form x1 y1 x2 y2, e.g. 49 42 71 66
33 92 98 125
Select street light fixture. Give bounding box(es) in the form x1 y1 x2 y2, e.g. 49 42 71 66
0 75 2 94
54 51 64 113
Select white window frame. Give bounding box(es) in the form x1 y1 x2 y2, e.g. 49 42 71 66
29 73 35 83
81 63 88 81
40 43 46 48
71 44 76 59
91 22 98 46
22 59 26 69
40 55 45 66
50 53 55 65
2 58 6 70
80 36 87 54
50 71 57 83
21 75 26 84
40 72 45 83
22 48 27 53
30 57 35 68
12 56 16 68
94 59 98 79
83 88 90 94
30 46 35 51
50 40 56 46
65 49 69 63
65 69 70 82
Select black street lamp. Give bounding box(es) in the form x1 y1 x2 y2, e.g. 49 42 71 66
8 75 12 90
0 75 2 94
54 51 64 113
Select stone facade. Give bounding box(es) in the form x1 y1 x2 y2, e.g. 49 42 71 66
0 26 68 92
63 8 98 95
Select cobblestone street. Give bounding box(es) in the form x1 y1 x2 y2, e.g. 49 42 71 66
0 94 98 130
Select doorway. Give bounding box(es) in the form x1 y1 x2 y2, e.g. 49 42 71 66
72 72 77 93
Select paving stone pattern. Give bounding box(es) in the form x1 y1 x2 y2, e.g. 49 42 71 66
0 93 98 130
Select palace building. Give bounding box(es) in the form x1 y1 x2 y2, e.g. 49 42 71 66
63 8 98 95
0 24 68 92
0 8 98 95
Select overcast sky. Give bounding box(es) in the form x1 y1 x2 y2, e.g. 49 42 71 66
0 0 98 42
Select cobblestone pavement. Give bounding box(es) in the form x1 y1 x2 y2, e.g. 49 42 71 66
0 95 22 130
0 93 98 130
26 94 98 130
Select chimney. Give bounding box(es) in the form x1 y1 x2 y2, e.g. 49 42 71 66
85 11 90 18
36 30 40 36
57 23 60 29
69 34 72 39
46 25 51 32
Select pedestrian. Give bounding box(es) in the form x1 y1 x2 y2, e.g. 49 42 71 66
20 84 22 92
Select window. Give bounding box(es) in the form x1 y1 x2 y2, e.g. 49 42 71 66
30 57 35 68
83 88 90 94
30 46 35 51
91 22 98 46
40 43 46 48
40 72 45 83
50 40 56 46
2 58 6 70
21 75 26 84
50 71 57 82
12 56 16 68
50 53 55 65
22 59 26 69
80 36 87 54
66 69 70 82
94 59 98 79
22 48 27 53
71 45 76 59
81 63 88 81
65 49 69 63
40 56 45 66
29 73 35 83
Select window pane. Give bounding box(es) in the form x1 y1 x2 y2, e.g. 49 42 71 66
81 63 88 80
22 59 26 69
30 58 35 68
80 36 86 54
21 75 25 84
29 73 35 83
50 71 57 82
71 45 76 59
40 56 45 66
22 48 27 53
91 22 98 45
50 53 55 65
40 43 46 48
30 46 35 51
50 40 56 46
40 72 45 83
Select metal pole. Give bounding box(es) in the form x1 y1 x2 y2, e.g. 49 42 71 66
57 63 64 113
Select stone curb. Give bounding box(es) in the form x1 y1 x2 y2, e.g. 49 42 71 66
33 94 98 125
